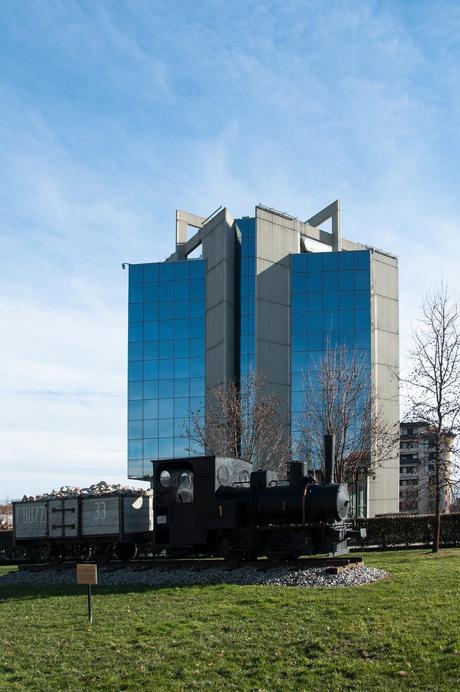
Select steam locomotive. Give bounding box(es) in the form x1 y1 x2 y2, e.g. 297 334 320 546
13 436 353 561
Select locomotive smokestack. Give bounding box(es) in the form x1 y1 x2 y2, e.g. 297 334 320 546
324 434 335 484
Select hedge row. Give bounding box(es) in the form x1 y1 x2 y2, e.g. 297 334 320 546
353 512 460 548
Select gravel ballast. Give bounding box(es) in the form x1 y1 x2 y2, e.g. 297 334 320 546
1 564 388 588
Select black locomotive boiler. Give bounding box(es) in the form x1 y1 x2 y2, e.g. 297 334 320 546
153 436 351 560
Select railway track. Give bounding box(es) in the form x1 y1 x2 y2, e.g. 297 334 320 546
17 555 363 575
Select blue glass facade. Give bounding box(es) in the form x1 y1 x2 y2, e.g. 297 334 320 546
290 250 371 453
127 260 206 478
236 218 256 381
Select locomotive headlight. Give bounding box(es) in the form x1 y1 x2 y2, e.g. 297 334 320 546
179 471 193 490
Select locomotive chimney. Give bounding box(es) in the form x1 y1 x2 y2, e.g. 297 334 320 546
324 434 335 484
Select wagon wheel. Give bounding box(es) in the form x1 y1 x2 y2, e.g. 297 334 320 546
72 543 94 562
49 544 66 564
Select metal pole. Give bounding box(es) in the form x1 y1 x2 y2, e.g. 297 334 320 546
88 584 92 624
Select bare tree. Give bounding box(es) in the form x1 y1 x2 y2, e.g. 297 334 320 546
187 371 291 474
295 344 398 513
405 282 460 552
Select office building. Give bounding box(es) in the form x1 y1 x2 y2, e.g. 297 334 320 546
400 422 455 514
127 202 399 516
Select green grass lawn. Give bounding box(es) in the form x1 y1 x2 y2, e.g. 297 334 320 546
0 550 459 691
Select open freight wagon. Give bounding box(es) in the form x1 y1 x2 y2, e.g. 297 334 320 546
13 493 153 561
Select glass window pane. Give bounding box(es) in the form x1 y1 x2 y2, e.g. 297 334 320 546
158 302 172 320
339 291 354 310
174 398 190 418
128 342 143 361
338 271 354 290
128 459 143 477
291 293 307 312
306 293 322 311
190 339 204 358
143 283 158 302
355 270 370 290
190 358 205 378
158 398 174 418
159 340 175 359
190 260 205 278
144 321 158 341
174 439 191 457
158 379 174 397
292 274 306 293
158 321 174 340
190 299 205 318
175 319 190 339
355 330 370 348
159 419 174 438
355 308 370 330
129 283 143 303
190 279 205 299
128 420 142 439
174 379 189 397
128 400 143 420
309 332 323 350
308 254 323 271
174 262 190 280
190 378 204 397
190 318 205 338
128 381 143 400
129 303 143 323
323 310 339 332
143 399 158 420
143 302 156 322
174 300 190 319
144 361 158 380
129 323 143 342
144 380 158 399
292 351 307 373
129 264 144 282
159 263 174 281
144 263 159 282
158 438 174 458
323 253 338 271
159 283 173 301
338 252 354 270
175 339 189 358
355 290 369 309
174 418 188 436
174 281 189 300
144 438 158 458
128 362 143 381
324 271 338 291
292 333 308 351
354 251 369 269
143 419 158 438
307 272 323 292
158 359 174 379
324 292 339 310
128 440 143 459
144 341 158 360
190 396 205 412
175 358 190 378
340 310 354 330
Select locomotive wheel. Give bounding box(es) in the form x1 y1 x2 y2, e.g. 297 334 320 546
116 542 138 562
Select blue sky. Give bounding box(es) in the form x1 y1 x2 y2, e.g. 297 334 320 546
1 0 460 499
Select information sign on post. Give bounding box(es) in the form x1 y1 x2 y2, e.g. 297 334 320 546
76 564 98 624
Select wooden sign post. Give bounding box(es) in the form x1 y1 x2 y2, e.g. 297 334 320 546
76 564 98 624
